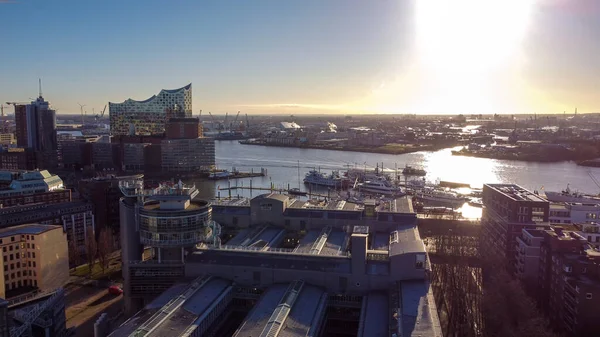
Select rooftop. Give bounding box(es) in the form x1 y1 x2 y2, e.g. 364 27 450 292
485 184 547 203
389 226 426 256
0 224 60 238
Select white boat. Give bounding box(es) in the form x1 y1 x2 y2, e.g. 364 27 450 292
357 180 402 196
543 185 600 203
303 170 348 188
416 188 467 206
209 170 233 179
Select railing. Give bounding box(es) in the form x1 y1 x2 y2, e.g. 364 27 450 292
139 234 205 247
8 290 57 308
129 260 184 265
10 288 64 337
198 244 351 258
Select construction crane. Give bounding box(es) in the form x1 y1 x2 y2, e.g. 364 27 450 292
95 105 107 120
77 103 86 127
224 112 229 131
199 109 202 118
246 113 250 129
588 171 600 191
208 112 221 133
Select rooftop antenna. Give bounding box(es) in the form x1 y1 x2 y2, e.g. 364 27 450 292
38 78 42 98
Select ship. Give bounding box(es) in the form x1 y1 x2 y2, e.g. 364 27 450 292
402 165 427 176
357 180 403 196
303 170 349 188
288 188 307 196
416 188 467 207
543 185 600 203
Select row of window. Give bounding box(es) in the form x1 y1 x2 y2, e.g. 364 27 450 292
5 269 37 280
3 260 36 271
2 242 36 252
6 279 37 290
2 251 36 262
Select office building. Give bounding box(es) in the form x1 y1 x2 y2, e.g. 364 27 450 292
0 148 40 171
112 175 441 336
0 288 66 337
0 225 69 298
161 137 215 172
13 94 57 168
0 170 70 208
109 84 192 136
482 184 550 271
119 178 215 314
0 202 94 262
538 228 600 337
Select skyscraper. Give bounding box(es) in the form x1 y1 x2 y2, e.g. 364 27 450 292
109 83 192 136
13 88 58 168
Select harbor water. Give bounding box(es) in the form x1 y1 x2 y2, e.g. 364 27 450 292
193 141 600 208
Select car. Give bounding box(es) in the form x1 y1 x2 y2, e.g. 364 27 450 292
108 285 123 295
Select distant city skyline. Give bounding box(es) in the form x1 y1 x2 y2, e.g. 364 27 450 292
1 0 599 115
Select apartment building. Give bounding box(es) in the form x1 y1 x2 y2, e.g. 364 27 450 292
538 228 600 337
0 225 69 299
482 184 550 271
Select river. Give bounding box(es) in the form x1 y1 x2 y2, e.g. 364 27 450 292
191 141 600 202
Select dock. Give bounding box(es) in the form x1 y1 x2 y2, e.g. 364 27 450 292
217 185 332 198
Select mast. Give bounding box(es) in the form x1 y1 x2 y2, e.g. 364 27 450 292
297 160 301 189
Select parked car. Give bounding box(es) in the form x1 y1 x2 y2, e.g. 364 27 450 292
108 285 123 295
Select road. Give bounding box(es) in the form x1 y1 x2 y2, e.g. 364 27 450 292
65 283 123 337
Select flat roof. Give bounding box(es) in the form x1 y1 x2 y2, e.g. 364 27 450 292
278 285 326 337
485 184 547 203
188 250 351 274
377 196 414 213
389 226 426 256
372 232 390 251
360 292 389 337
400 281 443 337
0 224 60 238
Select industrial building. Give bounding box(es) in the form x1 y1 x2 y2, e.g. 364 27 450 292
111 175 441 336
0 225 69 299
109 84 192 136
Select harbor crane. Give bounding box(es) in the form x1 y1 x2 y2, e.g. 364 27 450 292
246 113 250 128
95 105 107 120
231 111 241 130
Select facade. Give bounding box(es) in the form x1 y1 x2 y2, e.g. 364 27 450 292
109 84 192 136
0 134 15 145
165 117 203 139
160 137 215 172
0 149 40 171
0 202 94 262
481 184 550 271
78 176 126 243
514 228 545 289
122 143 148 172
538 228 600 337
549 202 600 224
0 225 69 299
0 170 70 208
574 222 600 248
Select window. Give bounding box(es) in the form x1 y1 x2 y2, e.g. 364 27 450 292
8 246 12 251
26 243 29 248
32 262 36 267
2 256 5 262
10 264 13 270
28 261 30 267
10 273 14 279
416 254 426 269
3 266 6 272
27 252 30 258
10 237 14 242
16 262 19 268
2 247 5 253
9 254 13 261
16 272 20 277
32 252 35 258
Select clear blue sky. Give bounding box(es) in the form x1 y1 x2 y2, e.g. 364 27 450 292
1 0 599 115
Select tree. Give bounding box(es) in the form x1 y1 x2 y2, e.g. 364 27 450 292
85 230 98 277
97 227 113 276
68 237 81 272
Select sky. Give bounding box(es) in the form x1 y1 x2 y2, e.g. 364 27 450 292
1 0 599 115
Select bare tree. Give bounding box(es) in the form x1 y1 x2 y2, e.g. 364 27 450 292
97 227 113 275
85 230 98 276
68 237 81 272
